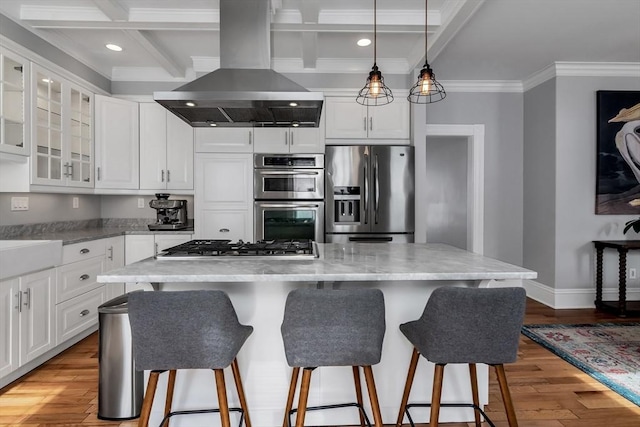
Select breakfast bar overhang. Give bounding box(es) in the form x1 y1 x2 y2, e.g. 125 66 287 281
98 243 537 427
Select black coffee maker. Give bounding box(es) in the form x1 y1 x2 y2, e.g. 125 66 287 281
148 194 188 230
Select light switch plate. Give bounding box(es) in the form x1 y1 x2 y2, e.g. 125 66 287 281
138 198 145 208
11 197 29 211
72 197 79 209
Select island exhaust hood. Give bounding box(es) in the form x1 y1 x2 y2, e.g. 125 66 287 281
153 0 324 128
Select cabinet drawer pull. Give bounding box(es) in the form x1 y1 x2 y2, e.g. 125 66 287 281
79 309 90 317
80 248 90 254
167 170 171 182
79 274 90 281
219 228 230 233
108 246 114 261
161 170 165 182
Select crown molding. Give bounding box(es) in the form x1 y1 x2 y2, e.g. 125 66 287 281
439 80 523 93
523 62 640 91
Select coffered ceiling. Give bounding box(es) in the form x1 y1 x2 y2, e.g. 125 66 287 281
0 0 639 85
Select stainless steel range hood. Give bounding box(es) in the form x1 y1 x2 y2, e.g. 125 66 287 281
154 0 324 128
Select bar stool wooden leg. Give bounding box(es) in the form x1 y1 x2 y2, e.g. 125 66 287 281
283 367 300 427
396 348 420 427
231 358 252 427
295 368 313 427
164 370 177 427
139 371 160 427
352 366 366 427
430 364 445 427
214 369 231 427
468 364 481 427
363 365 383 427
494 364 518 427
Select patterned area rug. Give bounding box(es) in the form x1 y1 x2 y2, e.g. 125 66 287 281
521 323 640 406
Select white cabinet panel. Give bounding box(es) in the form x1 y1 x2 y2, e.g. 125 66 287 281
62 239 105 264
104 236 125 300
95 95 139 189
0 278 19 378
198 210 251 242
325 98 367 139
195 128 253 152
254 127 323 153
55 286 105 344
19 268 54 365
125 235 155 264
165 113 193 190
56 257 104 303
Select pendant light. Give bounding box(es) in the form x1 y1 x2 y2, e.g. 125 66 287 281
408 0 446 104
356 0 394 106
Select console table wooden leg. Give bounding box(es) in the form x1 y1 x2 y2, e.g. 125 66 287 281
595 246 604 309
617 248 628 317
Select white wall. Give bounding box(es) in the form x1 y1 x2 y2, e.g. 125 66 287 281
0 193 101 226
101 195 194 219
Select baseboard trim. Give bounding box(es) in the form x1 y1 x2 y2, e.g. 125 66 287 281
522 280 640 309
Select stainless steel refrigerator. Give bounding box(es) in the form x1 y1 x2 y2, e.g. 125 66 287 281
325 145 414 243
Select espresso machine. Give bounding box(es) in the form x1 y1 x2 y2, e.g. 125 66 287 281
148 194 188 230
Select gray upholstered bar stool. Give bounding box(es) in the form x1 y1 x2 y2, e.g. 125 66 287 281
396 286 527 427
280 288 386 427
128 290 253 427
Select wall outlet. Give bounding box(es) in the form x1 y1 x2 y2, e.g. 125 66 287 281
137 198 145 208
630 268 637 279
11 196 29 211
72 197 79 209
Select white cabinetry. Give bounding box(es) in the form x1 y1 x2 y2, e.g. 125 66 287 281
0 47 29 156
0 268 55 379
55 240 106 345
253 127 324 153
94 95 139 189
104 236 125 300
195 128 253 153
324 96 409 141
195 153 253 241
31 64 93 188
139 103 193 191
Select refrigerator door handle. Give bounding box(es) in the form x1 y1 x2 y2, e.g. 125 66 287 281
374 154 380 224
363 154 369 225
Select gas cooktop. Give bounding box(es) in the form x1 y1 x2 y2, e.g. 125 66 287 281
156 239 318 260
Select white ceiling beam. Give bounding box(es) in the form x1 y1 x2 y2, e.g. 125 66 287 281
301 32 317 69
124 29 184 78
93 0 128 22
299 0 320 24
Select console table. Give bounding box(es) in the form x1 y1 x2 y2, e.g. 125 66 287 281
593 240 640 316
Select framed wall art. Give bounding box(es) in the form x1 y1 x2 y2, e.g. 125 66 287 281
595 90 640 214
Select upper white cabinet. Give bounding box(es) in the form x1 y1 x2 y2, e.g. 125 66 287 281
139 103 193 191
253 127 324 153
324 96 409 141
195 128 253 153
94 95 139 189
0 48 29 156
31 64 93 188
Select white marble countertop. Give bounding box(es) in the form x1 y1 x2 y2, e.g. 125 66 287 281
98 243 537 283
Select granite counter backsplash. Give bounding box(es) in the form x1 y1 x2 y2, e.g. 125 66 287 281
0 218 194 244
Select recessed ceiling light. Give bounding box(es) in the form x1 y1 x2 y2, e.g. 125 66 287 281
209 123 217 127
289 102 298 107
185 102 196 107
105 44 123 52
357 38 372 47
41 78 52 83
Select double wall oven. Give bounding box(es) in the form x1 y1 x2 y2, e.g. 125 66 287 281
254 154 325 242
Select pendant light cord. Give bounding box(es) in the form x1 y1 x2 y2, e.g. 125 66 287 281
424 0 428 63
374 0 377 65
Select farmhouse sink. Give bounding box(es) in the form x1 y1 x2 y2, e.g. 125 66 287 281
0 240 63 280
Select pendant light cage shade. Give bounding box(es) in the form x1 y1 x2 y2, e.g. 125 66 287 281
407 63 446 104
356 0 393 106
408 0 446 104
356 65 394 106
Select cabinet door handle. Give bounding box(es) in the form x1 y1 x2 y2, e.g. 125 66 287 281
23 288 31 310
219 228 230 233
63 162 70 177
155 242 159 256
363 117 366 131
80 248 90 254
248 131 252 145
161 170 165 182
79 309 90 317
369 117 373 131
68 163 74 179
79 274 90 281
284 132 288 145
290 130 294 145
167 170 170 182
15 292 22 313
108 246 114 261
97 167 101 181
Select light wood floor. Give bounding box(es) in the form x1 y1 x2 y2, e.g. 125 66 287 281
1 299 639 426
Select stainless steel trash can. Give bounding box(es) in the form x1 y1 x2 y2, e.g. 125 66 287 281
97 293 143 420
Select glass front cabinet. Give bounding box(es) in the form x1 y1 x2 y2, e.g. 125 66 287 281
0 47 29 156
31 64 93 188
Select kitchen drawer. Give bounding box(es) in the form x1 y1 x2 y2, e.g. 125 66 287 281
62 240 106 265
55 286 105 345
56 257 104 303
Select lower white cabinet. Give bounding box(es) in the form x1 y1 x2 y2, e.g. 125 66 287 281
104 236 125 300
55 286 105 344
0 268 55 380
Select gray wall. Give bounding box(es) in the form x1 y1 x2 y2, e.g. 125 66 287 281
421 91 525 265
101 195 194 219
554 76 640 291
0 193 101 226
425 136 468 250
523 79 557 288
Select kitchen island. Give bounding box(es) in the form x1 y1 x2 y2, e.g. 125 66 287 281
98 243 536 427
